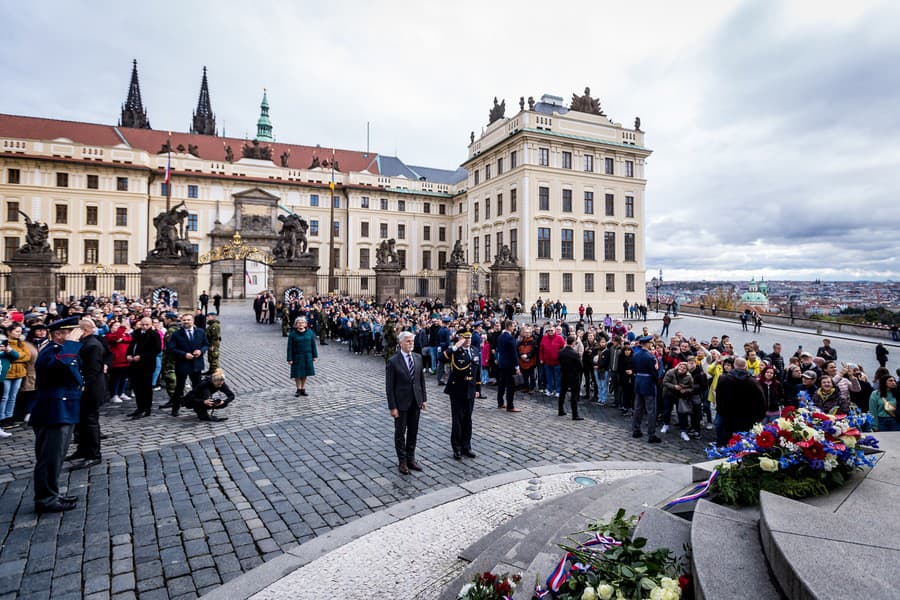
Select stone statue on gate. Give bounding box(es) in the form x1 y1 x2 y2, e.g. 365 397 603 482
15 210 51 256
150 201 195 260
273 212 309 260
375 238 400 268
446 239 467 268
492 243 517 267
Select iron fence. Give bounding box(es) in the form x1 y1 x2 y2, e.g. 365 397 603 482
55 271 142 302
315 274 373 297
471 269 492 299
0 270 10 307
400 275 445 299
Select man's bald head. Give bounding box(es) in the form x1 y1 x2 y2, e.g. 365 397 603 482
733 356 747 370
78 319 96 334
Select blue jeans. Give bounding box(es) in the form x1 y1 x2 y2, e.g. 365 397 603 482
429 347 440 374
152 354 162 386
594 370 609 403
1 377 24 420
544 365 560 394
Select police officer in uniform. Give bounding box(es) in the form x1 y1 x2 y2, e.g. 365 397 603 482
443 330 480 460
159 312 181 409
29 317 84 514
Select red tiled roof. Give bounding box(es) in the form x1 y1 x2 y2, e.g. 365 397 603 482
0 113 379 174
0 114 125 147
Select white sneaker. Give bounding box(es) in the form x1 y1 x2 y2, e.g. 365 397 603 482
660 424 670 434
0 429 11 438
705 423 714 430
111 395 123 404
681 431 690 441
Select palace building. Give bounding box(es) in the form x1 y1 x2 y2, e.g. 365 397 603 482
0 62 650 312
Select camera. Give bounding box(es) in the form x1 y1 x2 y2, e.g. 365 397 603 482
0 334 8 347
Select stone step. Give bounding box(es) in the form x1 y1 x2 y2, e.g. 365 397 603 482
691 499 783 600
632 507 691 564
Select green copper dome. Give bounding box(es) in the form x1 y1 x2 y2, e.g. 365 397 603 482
255 89 273 142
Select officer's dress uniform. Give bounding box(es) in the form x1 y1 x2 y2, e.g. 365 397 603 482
30 333 83 512
443 334 480 459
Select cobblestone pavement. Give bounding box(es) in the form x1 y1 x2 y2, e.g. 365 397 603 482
0 302 716 600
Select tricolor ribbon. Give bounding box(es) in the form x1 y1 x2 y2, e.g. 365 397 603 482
545 534 621 592
662 470 719 510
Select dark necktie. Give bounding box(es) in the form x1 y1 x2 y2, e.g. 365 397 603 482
187 329 193 342
406 354 414 378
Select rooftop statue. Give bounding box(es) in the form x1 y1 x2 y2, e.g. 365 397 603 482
488 97 506 124
569 87 606 116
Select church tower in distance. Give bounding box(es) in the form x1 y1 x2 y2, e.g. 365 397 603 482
119 59 151 129
191 66 217 136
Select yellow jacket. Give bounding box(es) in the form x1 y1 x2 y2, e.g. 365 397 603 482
6 339 31 380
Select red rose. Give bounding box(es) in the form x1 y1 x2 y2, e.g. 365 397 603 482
679 574 691 589
778 429 793 440
728 434 743 447
812 412 830 421
781 406 797 418
756 431 776 449
802 441 825 461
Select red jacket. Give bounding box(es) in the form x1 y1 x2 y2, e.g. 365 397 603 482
106 329 133 369
539 333 565 366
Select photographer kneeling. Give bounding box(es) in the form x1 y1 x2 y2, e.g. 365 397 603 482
182 369 234 422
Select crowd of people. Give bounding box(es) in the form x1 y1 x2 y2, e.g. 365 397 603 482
0 293 230 514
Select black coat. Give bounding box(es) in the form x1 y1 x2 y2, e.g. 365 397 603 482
716 370 766 434
385 351 427 412
127 329 161 373
79 335 110 410
558 346 583 388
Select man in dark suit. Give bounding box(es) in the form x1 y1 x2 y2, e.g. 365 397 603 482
558 334 584 420
167 313 209 417
386 331 427 475
199 291 210 315
495 320 521 412
443 331 480 460
126 317 162 419
69 318 110 469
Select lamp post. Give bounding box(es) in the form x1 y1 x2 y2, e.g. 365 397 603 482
650 269 662 312
789 294 796 325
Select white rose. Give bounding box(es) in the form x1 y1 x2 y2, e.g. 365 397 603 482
457 582 474 598
597 584 615 600
582 587 598 600
662 589 681 600
649 587 664 600
759 457 779 472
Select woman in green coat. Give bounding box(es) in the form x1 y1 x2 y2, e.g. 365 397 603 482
287 317 318 396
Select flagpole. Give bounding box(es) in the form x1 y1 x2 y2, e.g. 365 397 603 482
165 132 172 211
327 147 336 292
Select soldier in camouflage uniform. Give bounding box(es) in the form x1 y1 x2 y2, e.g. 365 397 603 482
159 313 181 407
382 315 398 364
205 314 221 373
281 303 291 337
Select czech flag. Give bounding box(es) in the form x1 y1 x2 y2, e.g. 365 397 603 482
164 152 171 185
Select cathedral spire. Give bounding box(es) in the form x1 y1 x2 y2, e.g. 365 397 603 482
119 59 151 129
191 66 217 136
255 89 273 142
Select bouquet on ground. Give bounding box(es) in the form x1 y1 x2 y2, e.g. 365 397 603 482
707 396 878 506
533 509 690 600
458 571 522 600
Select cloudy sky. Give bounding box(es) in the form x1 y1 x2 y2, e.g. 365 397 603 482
3 0 898 281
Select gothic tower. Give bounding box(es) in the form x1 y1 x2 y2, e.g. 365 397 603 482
255 89 274 142
190 66 217 136
119 59 151 129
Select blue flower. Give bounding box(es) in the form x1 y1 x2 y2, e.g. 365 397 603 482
809 459 825 470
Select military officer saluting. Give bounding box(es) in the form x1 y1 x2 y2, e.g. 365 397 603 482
443 330 480 460
29 317 85 514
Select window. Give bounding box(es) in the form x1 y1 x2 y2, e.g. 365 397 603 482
510 188 517 212
458 225 462 239
397 224 406 239
114 275 126 290
398 200 406 212
361 221 369 237
473 237 480 263
496 193 503 216
583 231 595 260
85 275 97 291
484 234 491 262
423 226 431 241
361 196 370 209
485 164 491 181
113 240 128 264
606 273 616 292
310 219 319 236
474 202 479 222
438 226 446 242
310 194 319 207
584 191 594 214
188 184 198 198
7 169 20 184
604 231 616 261
55 205 68 224
87 174 99 189
474 169 481 185
360 248 370 269
625 160 634 177
510 150 517 169
438 251 447 269
584 273 594 293
333 220 340 237
625 196 634 218
86 206 98 225
424 202 431 214
605 158 614 175
116 177 128 191
191 243 199 256
422 250 432 270
380 198 388 210
626 274 635 292
605 194 615 216
539 148 549 166
497 157 503 175
4 237 18 260
397 249 406 269
186 213 198 231
84 239 99 264
361 276 369 290
54 238 68 263
380 223 388 238
496 231 503 252
624 233 636 262
333 195 340 208
537 227 551 259
563 273 573 293
562 189 572 212
439 203 446 215
116 207 128 227
539 186 550 210
309 247 319 263
562 151 572 169
160 183 169 196
56 172 68 187
584 155 594 172
485 197 491 219
509 228 517 259
6 201 19 222
561 228 574 259
539 272 550 293
332 247 341 267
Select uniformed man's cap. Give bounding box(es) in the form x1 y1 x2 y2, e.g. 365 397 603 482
458 331 472 338
48 316 80 332
164 312 179 319
442 315 452 323
638 335 654 344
